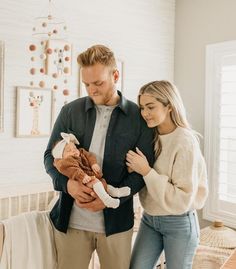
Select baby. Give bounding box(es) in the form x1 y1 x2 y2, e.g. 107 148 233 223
52 132 131 208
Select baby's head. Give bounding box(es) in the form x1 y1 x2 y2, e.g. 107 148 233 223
52 132 80 159
62 142 80 158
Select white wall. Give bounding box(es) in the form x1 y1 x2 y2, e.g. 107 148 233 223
0 0 175 192
174 0 236 227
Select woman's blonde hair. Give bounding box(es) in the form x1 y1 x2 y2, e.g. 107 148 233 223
77 44 117 71
138 80 195 157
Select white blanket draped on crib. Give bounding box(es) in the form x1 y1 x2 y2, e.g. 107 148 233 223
0 211 57 269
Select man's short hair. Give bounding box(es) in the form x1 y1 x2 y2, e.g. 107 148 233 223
77 44 117 70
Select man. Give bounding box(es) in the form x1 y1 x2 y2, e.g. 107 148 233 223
44 44 154 269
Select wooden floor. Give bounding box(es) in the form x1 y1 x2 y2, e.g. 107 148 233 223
221 249 236 269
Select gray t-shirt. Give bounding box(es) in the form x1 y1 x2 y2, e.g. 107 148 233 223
68 105 115 233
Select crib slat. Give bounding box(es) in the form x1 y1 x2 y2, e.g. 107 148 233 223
0 190 58 220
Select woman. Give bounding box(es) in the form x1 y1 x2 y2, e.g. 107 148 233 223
126 80 208 269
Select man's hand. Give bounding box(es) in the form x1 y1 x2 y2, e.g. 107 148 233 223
67 179 94 203
76 195 106 212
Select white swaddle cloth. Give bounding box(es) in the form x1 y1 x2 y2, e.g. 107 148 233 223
0 211 57 269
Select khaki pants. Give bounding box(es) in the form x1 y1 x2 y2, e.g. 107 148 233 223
54 227 133 269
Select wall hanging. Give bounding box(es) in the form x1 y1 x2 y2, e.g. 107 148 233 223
28 0 71 105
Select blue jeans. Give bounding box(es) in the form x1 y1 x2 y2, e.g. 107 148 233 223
130 211 199 269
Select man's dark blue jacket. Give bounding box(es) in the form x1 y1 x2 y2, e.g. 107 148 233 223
44 91 154 236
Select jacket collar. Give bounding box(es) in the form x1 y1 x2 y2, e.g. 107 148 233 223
85 90 128 115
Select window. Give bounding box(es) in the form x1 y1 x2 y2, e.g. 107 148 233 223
204 40 236 228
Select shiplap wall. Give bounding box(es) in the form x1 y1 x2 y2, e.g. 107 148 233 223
0 0 175 194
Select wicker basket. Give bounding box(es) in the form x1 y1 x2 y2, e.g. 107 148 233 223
200 221 236 248
192 221 236 269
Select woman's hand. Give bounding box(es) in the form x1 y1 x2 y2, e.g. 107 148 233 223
126 147 151 176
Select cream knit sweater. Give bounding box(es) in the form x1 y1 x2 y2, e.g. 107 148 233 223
139 127 208 216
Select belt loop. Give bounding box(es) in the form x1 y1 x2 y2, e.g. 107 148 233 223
187 210 194 216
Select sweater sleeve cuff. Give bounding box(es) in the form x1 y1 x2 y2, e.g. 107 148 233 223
143 168 158 183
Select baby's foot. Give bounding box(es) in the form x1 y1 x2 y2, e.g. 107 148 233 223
104 197 120 209
107 185 131 197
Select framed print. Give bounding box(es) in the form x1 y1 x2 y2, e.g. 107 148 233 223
78 58 124 97
45 39 72 76
16 87 53 137
0 41 5 132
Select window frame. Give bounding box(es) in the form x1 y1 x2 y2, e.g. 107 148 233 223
204 40 236 229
